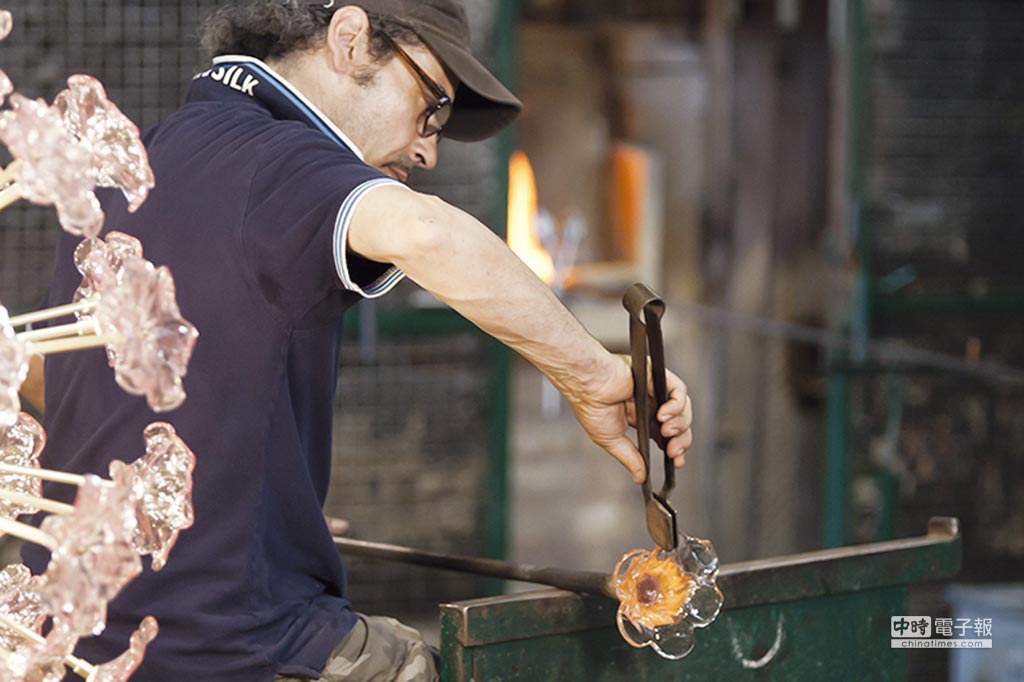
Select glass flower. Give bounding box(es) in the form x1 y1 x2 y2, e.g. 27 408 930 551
0 412 46 520
89 616 158 682
39 476 141 638
94 256 198 412
72 231 144 319
0 564 45 651
54 75 155 213
612 535 724 660
0 10 14 103
0 306 28 429
109 422 196 570
0 94 104 237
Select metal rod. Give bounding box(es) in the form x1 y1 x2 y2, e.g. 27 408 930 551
0 463 95 487
17 318 99 343
8 298 97 328
333 536 615 598
0 487 74 515
26 332 120 356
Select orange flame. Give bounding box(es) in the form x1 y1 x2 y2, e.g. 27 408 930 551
507 150 554 284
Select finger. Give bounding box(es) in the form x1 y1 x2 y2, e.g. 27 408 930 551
659 396 693 438
657 374 689 422
666 429 693 456
602 436 646 483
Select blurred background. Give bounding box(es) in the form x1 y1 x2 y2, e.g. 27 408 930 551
0 1 1021 680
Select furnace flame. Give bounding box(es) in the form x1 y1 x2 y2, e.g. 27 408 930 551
506 151 555 284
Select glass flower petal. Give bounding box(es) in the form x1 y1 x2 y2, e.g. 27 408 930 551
54 75 154 212
0 412 45 520
0 307 28 429
89 616 158 682
94 257 198 412
0 94 103 237
109 422 196 570
39 476 141 638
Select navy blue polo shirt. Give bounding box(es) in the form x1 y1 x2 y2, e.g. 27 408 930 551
24 56 407 680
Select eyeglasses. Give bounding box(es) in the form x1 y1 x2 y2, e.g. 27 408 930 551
380 33 452 138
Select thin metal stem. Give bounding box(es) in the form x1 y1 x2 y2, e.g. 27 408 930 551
8 298 98 328
333 535 615 598
17 319 100 343
0 487 74 515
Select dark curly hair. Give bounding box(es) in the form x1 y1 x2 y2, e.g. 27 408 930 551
198 1 422 63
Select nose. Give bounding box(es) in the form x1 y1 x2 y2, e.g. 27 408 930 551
410 134 439 170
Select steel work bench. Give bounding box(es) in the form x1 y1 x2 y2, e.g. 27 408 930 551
439 518 961 681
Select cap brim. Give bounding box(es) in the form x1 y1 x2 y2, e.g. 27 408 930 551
418 25 522 142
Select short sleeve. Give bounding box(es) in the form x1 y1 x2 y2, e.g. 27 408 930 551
242 124 406 318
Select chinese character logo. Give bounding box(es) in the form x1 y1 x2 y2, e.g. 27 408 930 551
891 616 932 638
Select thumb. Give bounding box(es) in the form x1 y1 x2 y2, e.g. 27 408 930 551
603 436 646 484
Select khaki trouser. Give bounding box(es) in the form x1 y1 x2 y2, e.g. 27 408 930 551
273 615 439 682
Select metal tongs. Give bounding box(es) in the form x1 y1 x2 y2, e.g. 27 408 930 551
623 283 678 551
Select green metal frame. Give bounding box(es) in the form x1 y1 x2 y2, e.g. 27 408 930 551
823 0 869 549
441 518 961 681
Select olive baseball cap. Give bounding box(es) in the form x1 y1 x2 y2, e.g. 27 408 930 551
349 0 522 141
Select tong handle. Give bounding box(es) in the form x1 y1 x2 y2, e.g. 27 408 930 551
623 283 674 499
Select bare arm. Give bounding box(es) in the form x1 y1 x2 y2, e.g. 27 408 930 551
348 186 693 481
19 354 44 414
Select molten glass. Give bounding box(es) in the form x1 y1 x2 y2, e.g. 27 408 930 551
613 535 723 660
0 94 104 237
0 307 28 429
0 413 46 520
54 75 155 213
109 422 196 570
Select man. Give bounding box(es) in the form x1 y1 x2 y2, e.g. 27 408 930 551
26 1 693 680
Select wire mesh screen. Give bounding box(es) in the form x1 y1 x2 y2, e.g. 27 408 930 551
0 0 504 619
327 335 491 614
0 1 215 314
858 0 1024 581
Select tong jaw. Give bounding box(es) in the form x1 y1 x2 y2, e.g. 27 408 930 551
623 283 679 551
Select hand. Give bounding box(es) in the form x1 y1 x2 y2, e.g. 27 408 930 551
566 354 693 483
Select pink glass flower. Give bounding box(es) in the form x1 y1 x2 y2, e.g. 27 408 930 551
89 616 158 682
612 535 723 660
93 256 198 412
0 564 45 651
0 94 104 237
39 476 141 638
0 412 45 520
0 306 28 429
0 11 14 104
54 75 155 213
109 422 196 570
72 231 144 318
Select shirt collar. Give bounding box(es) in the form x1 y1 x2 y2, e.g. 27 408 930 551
188 55 365 160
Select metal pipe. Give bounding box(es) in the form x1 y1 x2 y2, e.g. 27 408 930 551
333 536 615 599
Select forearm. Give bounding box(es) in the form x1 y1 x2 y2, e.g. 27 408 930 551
19 354 44 414
349 189 616 395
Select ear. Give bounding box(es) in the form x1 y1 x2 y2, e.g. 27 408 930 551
325 6 372 75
